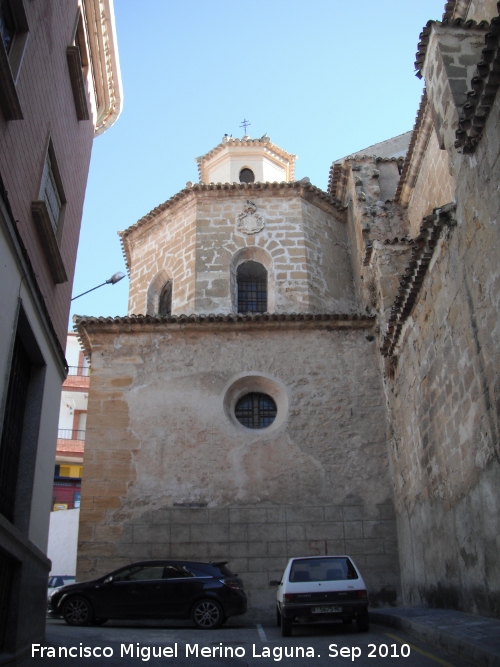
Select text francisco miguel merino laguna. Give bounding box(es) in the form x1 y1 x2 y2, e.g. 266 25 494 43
32 643 323 661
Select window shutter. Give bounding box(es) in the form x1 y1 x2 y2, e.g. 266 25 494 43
42 155 62 233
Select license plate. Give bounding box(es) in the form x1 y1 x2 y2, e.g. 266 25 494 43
311 605 342 614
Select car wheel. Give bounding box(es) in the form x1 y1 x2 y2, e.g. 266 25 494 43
356 611 369 632
281 616 292 637
191 599 224 629
276 606 281 627
62 596 94 626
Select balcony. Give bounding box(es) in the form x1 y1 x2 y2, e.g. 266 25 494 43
68 365 90 376
63 365 90 389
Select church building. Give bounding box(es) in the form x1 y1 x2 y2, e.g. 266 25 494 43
76 0 500 621
75 134 400 616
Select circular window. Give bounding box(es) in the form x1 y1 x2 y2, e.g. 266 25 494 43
223 373 288 433
239 168 255 184
235 392 277 429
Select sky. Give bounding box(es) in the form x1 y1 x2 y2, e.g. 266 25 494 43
69 0 443 324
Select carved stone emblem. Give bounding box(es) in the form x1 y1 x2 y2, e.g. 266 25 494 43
236 200 264 235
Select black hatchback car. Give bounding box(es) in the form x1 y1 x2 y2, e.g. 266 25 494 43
48 560 247 629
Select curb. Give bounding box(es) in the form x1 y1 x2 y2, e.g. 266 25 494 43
369 610 500 667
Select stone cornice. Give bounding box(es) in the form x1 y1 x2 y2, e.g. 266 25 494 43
415 17 490 79
455 6 500 152
74 312 376 358
395 90 432 205
363 237 412 266
86 0 123 135
118 181 346 273
196 136 297 182
381 203 456 358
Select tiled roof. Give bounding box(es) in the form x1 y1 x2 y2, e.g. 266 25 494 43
118 180 345 272
415 18 490 79
442 0 475 21
442 0 458 20
455 11 500 152
363 238 412 266
74 312 376 359
120 181 343 240
327 162 347 200
195 136 297 181
381 203 456 357
395 90 428 204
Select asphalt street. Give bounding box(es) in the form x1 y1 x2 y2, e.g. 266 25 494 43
20 618 475 667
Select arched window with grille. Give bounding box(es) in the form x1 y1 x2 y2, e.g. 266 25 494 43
159 281 172 316
237 261 267 313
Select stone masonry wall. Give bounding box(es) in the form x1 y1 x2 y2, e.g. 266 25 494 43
407 131 455 236
123 187 354 317
384 66 500 617
76 321 400 618
125 197 198 315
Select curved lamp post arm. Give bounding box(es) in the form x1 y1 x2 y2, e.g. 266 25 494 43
71 272 126 301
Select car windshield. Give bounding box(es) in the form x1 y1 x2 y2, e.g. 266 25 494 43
48 576 74 588
289 557 358 582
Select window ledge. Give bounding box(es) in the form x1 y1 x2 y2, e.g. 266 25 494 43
66 46 90 121
31 201 68 284
0 40 23 120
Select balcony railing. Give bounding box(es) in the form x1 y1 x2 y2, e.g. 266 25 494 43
67 365 90 376
58 429 86 440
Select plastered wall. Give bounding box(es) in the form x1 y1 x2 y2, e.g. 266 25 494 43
76 321 400 617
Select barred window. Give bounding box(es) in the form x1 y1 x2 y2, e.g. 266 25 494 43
237 261 267 313
159 280 172 316
235 392 277 429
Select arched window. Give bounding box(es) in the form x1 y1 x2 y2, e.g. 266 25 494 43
237 261 267 313
159 281 172 316
239 168 255 184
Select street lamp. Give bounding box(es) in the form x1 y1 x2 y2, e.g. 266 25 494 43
71 272 126 301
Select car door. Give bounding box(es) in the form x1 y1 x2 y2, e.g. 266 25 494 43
95 564 166 618
160 564 208 617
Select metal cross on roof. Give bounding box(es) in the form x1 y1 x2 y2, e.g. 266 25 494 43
239 118 251 135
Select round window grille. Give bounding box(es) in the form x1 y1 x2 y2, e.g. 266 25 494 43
239 168 255 184
234 392 277 429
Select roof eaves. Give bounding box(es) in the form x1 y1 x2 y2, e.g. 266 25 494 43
119 181 346 240
381 203 456 358
74 311 377 358
394 90 429 205
195 137 297 182
415 18 490 79
455 11 500 152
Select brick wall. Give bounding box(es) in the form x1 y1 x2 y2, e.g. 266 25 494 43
0 0 95 345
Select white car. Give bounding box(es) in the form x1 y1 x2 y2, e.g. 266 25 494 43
47 575 75 599
270 555 369 636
